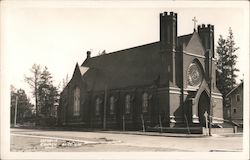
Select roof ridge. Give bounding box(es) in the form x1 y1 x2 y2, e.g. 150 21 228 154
226 82 244 97
82 41 159 66
83 33 194 65
177 33 193 38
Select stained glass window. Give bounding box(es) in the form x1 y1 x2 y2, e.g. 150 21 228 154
73 87 80 116
142 92 148 112
236 94 240 102
125 94 130 114
110 96 115 114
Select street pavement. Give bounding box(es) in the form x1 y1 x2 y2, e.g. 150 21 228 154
10 128 243 152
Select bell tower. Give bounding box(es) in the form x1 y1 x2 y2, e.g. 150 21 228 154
198 24 215 83
160 12 178 50
159 12 178 86
198 24 214 57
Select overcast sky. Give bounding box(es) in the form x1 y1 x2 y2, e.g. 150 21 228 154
1 1 249 100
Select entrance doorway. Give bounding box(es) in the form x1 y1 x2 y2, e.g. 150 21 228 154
198 91 210 127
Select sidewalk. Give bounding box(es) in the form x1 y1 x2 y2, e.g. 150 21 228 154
12 126 242 138
100 130 206 138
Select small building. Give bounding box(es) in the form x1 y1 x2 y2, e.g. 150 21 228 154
225 82 243 126
58 11 223 130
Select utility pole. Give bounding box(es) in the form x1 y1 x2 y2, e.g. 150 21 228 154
209 51 213 136
35 74 39 126
14 95 18 127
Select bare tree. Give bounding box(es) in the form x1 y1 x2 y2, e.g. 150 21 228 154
98 50 106 56
24 64 41 122
62 74 69 90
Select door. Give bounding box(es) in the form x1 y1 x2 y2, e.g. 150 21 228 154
198 91 210 127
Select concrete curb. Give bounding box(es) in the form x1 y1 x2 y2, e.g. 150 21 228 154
99 131 207 138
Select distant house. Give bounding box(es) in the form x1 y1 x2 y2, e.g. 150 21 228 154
225 82 243 126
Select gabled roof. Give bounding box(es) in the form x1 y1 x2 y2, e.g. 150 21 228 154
81 42 162 91
226 81 244 97
72 63 81 77
185 32 205 55
63 63 83 91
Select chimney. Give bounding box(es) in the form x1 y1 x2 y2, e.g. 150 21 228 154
86 51 91 59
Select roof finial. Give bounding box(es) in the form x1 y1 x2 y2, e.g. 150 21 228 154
192 17 198 32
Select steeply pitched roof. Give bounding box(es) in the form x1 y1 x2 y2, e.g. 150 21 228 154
185 32 205 55
82 42 162 91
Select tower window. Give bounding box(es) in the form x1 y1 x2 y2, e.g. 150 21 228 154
236 94 240 102
73 87 80 116
233 109 236 114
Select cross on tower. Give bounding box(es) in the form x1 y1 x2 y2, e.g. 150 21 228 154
192 17 198 32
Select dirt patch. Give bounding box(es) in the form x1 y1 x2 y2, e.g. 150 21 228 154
10 135 189 152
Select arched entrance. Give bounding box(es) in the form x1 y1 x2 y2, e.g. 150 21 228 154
198 91 210 127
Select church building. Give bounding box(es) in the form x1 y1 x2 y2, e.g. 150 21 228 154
58 12 223 130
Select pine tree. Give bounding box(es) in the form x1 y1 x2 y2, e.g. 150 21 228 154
226 28 239 87
216 35 229 95
216 28 239 115
38 66 59 118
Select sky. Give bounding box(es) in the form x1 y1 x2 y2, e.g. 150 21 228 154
1 1 249 102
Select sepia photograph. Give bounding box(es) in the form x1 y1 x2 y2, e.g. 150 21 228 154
0 0 249 160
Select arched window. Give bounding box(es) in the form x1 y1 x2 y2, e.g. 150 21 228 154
142 92 148 112
110 96 115 114
95 97 101 116
125 94 131 114
73 87 80 116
